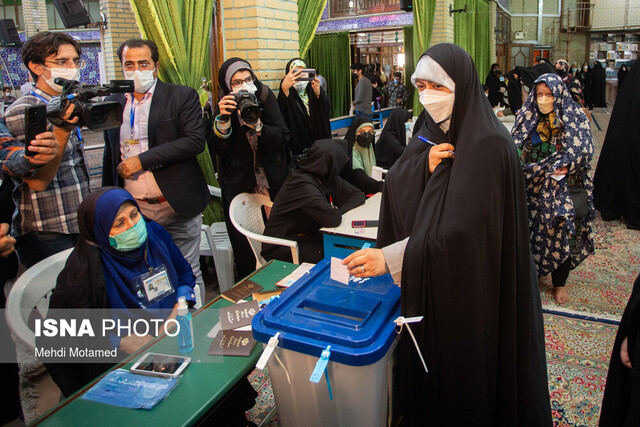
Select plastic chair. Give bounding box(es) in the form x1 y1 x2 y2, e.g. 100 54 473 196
229 193 300 268
371 166 388 181
6 249 203 351
200 185 235 293
6 248 72 350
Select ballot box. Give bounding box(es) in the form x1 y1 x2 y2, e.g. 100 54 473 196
253 258 400 427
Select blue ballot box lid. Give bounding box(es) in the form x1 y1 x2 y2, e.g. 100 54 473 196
252 258 400 366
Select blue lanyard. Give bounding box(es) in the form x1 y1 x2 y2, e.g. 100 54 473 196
29 91 49 104
30 90 82 143
130 100 136 139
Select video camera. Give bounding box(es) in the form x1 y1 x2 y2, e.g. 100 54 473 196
47 78 135 131
219 89 262 127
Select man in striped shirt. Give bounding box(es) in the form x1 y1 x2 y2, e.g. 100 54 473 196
1 31 88 269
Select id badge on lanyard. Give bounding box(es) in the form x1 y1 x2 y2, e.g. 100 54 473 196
132 264 175 307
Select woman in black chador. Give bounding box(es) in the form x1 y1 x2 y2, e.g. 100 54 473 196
343 43 551 426
262 139 365 263
374 107 411 169
590 61 607 107
599 271 640 426
210 57 290 278
277 58 331 160
594 63 640 229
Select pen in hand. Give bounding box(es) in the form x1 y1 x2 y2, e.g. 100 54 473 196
417 135 455 156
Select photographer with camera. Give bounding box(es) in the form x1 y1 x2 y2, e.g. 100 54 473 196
277 58 331 159
102 39 210 300
2 31 89 270
211 58 290 279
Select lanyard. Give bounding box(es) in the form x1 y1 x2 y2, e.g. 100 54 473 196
130 100 136 139
29 91 50 105
30 90 82 143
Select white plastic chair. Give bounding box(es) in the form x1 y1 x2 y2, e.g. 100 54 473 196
372 166 388 181
200 185 235 293
6 249 203 351
229 193 300 268
6 248 72 350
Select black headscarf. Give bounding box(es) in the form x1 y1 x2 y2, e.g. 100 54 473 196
505 62 555 113
379 43 551 425
594 63 640 228
485 63 506 107
590 61 607 107
374 107 411 169
618 65 629 88
599 271 640 426
262 139 365 262
277 58 331 157
341 117 383 194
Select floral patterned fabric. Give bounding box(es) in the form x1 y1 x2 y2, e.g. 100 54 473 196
511 73 595 277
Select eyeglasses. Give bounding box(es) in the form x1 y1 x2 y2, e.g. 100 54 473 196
230 75 254 88
123 61 155 72
45 59 85 69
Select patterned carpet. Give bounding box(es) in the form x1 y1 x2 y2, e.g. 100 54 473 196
539 216 639 320
544 313 617 427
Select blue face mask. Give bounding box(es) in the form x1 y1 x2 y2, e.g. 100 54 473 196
109 216 147 251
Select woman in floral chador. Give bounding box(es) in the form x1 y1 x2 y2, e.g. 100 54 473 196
511 73 595 304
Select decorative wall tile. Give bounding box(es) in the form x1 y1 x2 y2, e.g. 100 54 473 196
317 12 413 33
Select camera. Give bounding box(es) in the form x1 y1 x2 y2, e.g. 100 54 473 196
233 90 262 126
46 78 135 131
297 68 316 82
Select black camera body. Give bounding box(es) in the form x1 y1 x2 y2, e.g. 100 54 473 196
234 89 262 126
47 78 135 131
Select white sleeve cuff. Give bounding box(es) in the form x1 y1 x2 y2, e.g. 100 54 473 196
381 237 409 285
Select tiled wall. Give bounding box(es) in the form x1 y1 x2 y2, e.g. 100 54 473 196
430 0 455 46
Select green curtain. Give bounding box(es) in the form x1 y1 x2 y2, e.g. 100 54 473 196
130 0 223 224
298 0 328 58
454 0 491 82
305 31 352 118
411 0 437 113
403 26 416 114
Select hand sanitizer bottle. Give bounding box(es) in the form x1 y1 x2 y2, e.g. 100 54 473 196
176 297 194 353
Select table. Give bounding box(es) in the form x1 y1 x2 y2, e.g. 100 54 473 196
320 192 381 258
33 261 298 427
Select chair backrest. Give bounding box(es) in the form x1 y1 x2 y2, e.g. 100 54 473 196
5 248 73 350
371 165 388 181
229 193 272 266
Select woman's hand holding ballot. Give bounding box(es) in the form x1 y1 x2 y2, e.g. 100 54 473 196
343 248 388 278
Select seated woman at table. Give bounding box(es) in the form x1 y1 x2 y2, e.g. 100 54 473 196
374 107 412 169
342 118 384 195
43 187 197 396
262 139 366 263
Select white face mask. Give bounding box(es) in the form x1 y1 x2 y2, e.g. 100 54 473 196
124 68 156 93
583 66 588 71
232 81 258 95
293 80 308 92
536 95 554 115
419 89 455 124
43 66 80 93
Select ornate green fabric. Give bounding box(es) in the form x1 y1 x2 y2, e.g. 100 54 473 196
305 31 352 118
411 0 436 114
454 0 491 81
298 0 328 58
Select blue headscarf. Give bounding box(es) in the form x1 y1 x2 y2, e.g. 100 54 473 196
92 188 180 310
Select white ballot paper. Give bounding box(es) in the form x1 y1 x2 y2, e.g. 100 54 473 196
330 257 350 284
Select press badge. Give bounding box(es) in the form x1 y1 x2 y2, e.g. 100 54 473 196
132 265 175 307
123 139 141 158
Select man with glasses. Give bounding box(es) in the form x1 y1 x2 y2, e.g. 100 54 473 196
2 31 88 269
102 39 209 301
